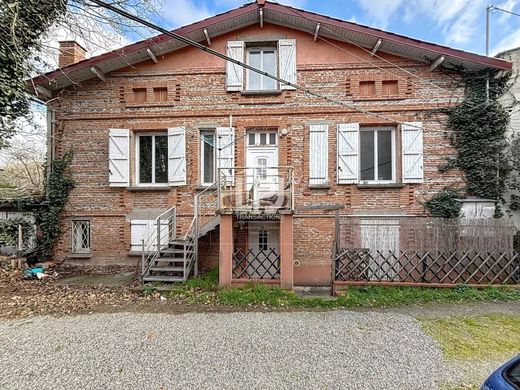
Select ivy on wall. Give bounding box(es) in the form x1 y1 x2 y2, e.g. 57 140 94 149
426 70 517 218
18 151 74 260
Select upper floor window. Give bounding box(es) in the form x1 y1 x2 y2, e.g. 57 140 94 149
137 134 168 185
133 88 147 102
360 128 394 182
247 47 277 91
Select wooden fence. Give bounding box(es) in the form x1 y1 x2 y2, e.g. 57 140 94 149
333 216 519 289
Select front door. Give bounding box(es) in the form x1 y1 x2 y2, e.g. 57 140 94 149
246 130 279 208
247 222 280 278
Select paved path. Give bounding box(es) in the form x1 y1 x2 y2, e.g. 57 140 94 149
0 311 451 390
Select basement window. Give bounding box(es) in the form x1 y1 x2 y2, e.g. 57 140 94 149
133 88 147 103
71 220 91 254
137 134 168 185
359 81 376 97
382 80 398 96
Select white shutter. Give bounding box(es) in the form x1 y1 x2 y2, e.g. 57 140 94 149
278 39 297 90
309 124 328 185
337 123 359 184
130 219 168 252
226 41 245 91
108 128 129 187
168 127 186 186
402 122 424 183
217 127 235 184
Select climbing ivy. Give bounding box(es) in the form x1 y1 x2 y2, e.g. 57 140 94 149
0 218 33 249
424 189 462 218
426 70 516 217
17 151 75 260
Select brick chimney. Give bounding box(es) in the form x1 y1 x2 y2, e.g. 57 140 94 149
58 41 87 67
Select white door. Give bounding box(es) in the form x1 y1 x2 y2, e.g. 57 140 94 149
247 222 280 278
246 131 279 208
360 220 400 281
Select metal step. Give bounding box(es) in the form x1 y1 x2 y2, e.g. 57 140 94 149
149 266 185 272
160 248 193 254
154 257 188 263
143 274 186 283
168 239 194 246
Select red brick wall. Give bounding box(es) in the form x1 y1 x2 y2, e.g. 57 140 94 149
49 23 465 276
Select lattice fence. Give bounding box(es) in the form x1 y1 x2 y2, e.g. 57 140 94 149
333 216 519 286
232 248 280 279
334 249 520 285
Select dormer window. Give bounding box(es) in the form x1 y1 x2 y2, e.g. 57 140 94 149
246 47 277 91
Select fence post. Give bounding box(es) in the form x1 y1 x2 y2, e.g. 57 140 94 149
194 195 199 277
17 224 23 252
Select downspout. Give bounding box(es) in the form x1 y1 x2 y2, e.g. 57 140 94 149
46 108 55 197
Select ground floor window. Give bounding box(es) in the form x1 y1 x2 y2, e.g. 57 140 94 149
137 134 168 185
360 128 394 182
71 220 91 254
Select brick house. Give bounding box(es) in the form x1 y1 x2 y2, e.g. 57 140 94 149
31 1 512 288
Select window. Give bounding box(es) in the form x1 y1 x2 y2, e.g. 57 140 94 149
133 88 147 102
258 229 268 251
247 48 277 90
359 81 376 97
382 80 398 96
200 131 216 185
137 134 168 185
247 131 277 146
71 220 90 254
153 87 168 102
360 128 394 182
505 360 520 388
256 157 267 179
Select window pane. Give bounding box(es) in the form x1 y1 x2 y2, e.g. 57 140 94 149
259 230 268 251
139 136 153 183
377 131 392 180
360 131 375 181
260 133 267 145
262 51 276 90
269 133 276 145
248 51 261 90
248 133 256 146
155 135 168 184
202 133 215 183
506 361 520 387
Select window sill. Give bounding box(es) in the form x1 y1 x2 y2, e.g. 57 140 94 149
127 186 171 192
356 183 405 189
240 90 283 96
353 96 405 102
309 184 331 189
69 253 92 259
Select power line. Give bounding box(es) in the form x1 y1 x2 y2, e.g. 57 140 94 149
85 0 426 131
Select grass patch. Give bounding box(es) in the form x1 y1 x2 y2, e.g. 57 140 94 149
420 314 520 360
160 268 520 308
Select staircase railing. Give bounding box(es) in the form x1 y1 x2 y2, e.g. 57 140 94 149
188 183 219 276
141 206 177 278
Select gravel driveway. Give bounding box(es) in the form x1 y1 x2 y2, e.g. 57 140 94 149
0 311 450 390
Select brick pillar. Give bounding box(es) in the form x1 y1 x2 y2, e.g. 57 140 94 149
279 214 294 289
219 214 233 286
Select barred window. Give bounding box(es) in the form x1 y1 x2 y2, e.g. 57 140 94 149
71 220 91 253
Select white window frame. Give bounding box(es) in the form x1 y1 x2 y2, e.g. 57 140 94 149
359 127 396 184
135 133 169 186
247 130 278 147
71 219 91 254
246 47 278 91
200 130 216 186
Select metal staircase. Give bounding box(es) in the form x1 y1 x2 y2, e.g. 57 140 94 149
141 185 219 283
